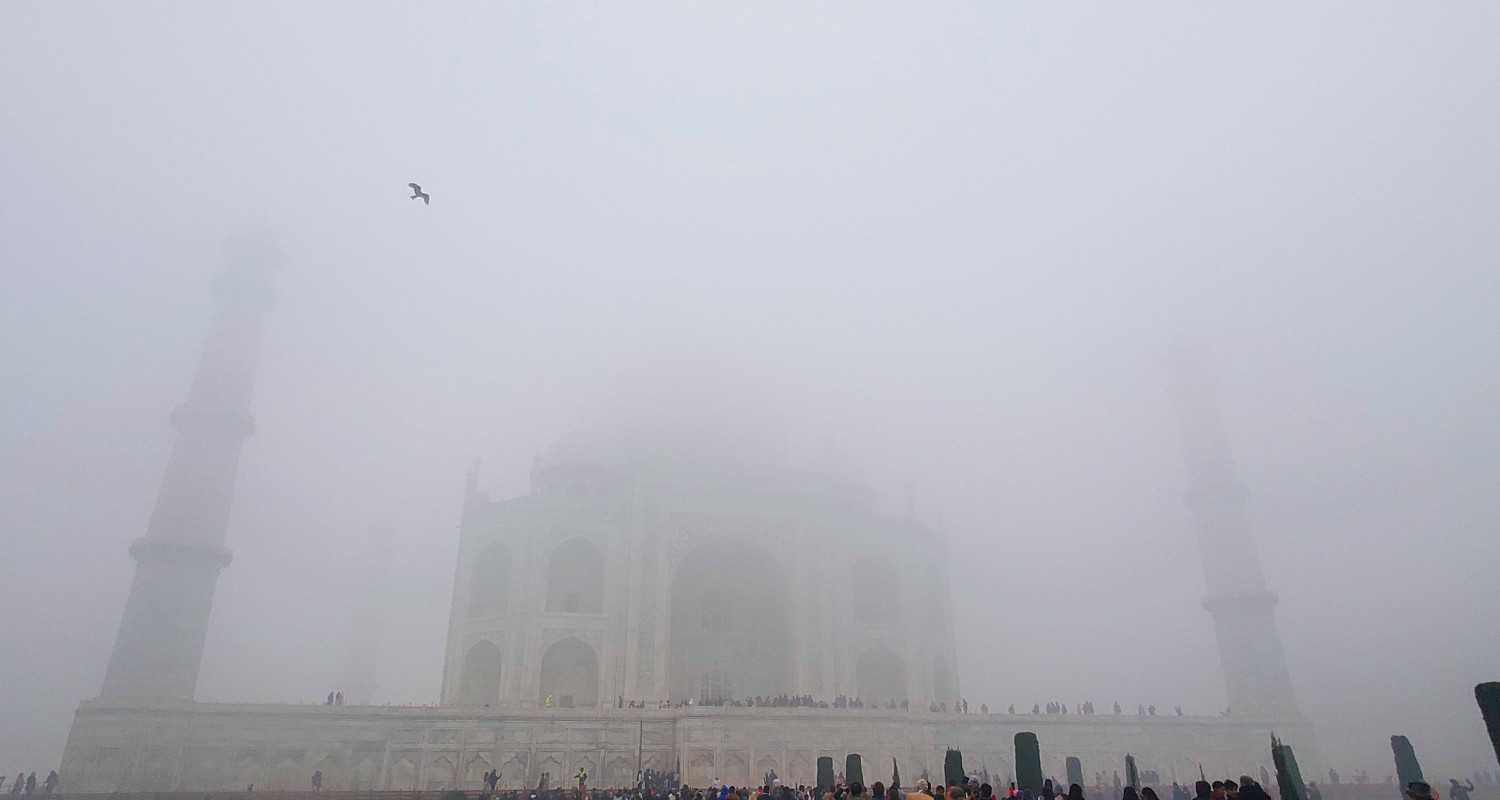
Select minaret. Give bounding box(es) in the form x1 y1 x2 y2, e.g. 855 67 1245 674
1171 345 1299 719
99 235 280 700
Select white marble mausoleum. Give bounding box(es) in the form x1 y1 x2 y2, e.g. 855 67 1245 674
59 241 1315 792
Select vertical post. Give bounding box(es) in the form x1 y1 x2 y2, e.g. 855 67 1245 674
1475 683 1500 768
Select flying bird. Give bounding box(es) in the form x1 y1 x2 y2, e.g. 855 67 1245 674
408 183 430 205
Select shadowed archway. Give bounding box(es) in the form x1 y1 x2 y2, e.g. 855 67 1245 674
855 644 908 705
458 639 502 706
668 543 791 703
933 654 957 706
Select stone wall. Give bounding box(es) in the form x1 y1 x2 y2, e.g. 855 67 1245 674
61 701 1313 793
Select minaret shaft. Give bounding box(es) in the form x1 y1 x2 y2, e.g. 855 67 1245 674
1173 349 1298 719
100 239 277 700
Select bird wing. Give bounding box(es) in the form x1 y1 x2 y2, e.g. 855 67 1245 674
408 183 422 191
422 194 430 204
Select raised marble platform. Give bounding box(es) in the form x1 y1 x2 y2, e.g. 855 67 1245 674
61 701 1315 793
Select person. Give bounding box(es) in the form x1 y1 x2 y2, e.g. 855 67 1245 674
1242 781 1271 800
1405 783 1435 800
40 774 56 798
1193 782 1211 800
311 770 323 792
1171 783 1185 800
1122 788 1139 800
24 773 35 796
1067 786 1085 800
1448 780 1474 800
1141 789 1159 800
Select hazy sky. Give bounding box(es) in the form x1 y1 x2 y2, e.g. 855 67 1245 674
3 1 1497 780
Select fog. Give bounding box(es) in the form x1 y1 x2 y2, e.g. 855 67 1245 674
2 0 1497 783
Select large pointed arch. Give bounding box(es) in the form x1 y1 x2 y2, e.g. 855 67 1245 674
668 543 791 703
933 653 957 706
457 640 502 706
855 644 908 705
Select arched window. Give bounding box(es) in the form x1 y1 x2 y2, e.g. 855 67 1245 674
539 637 599 708
855 644 909 705
545 538 604 613
468 544 510 619
851 558 899 624
458 640 502 706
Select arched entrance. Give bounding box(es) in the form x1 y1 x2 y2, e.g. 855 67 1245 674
855 644 908 705
458 640 502 706
668 543 791 703
539 636 599 707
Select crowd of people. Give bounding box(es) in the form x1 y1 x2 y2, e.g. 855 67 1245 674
7 762 1496 800
604 696 1199 718
472 771 1487 800
1026 702 1185 718
616 695 839 710
0 771 58 796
